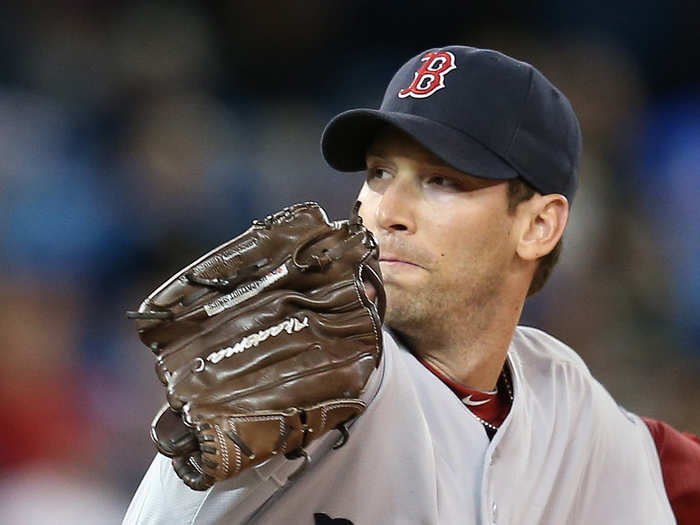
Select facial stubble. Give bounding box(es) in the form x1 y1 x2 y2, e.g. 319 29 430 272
383 255 506 349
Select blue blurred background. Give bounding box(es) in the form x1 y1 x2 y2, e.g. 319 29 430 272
0 2 698 522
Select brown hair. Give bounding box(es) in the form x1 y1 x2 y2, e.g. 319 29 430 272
507 178 562 297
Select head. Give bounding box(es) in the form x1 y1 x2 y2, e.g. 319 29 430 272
353 126 567 334
321 46 581 334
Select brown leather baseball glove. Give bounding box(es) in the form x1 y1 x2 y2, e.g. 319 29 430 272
127 202 385 491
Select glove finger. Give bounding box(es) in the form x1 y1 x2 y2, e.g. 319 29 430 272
151 404 199 457
173 454 216 491
360 263 386 322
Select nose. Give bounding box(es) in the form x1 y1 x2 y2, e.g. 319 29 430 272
375 177 416 233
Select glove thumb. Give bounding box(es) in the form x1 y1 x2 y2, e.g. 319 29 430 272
151 404 199 457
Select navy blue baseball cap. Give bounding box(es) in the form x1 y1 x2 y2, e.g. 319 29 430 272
322 45 582 201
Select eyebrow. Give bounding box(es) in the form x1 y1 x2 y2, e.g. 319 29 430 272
366 150 494 186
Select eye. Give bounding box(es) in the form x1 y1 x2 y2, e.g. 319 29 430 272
367 167 392 181
375 167 392 179
425 175 462 190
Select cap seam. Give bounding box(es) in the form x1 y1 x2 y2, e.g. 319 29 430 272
505 67 534 162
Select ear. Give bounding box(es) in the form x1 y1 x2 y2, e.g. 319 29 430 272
515 194 569 261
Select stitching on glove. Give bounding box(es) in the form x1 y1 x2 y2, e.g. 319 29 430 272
321 406 328 432
214 424 230 478
188 456 204 475
275 418 289 454
319 400 367 433
227 421 243 475
352 272 381 363
129 202 384 490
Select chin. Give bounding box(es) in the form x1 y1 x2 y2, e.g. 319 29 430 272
383 297 427 331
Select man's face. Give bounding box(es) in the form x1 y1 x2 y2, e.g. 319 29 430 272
357 128 519 336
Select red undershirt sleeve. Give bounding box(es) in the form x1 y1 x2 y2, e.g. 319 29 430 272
642 416 700 524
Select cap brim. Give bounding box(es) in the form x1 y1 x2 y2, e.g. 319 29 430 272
321 109 519 181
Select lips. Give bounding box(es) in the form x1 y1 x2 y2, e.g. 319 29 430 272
379 254 422 268
376 237 430 270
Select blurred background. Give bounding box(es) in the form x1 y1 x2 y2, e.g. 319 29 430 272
0 1 698 522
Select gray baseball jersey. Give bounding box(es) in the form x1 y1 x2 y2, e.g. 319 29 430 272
123 327 675 524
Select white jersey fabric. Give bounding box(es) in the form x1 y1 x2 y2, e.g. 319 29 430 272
123 326 676 524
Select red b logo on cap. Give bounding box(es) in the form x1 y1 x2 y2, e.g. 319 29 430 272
398 51 457 99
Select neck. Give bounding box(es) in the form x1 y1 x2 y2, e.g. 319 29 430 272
395 292 524 391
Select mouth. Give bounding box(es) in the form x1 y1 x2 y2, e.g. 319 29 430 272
379 256 423 269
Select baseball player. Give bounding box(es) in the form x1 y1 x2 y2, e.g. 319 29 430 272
123 46 699 524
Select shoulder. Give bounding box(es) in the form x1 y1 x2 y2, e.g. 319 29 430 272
508 326 641 432
508 326 606 412
511 325 589 372
507 326 657 449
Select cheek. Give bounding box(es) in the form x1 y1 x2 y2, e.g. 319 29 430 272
357 185 379 232
428 209 512 264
